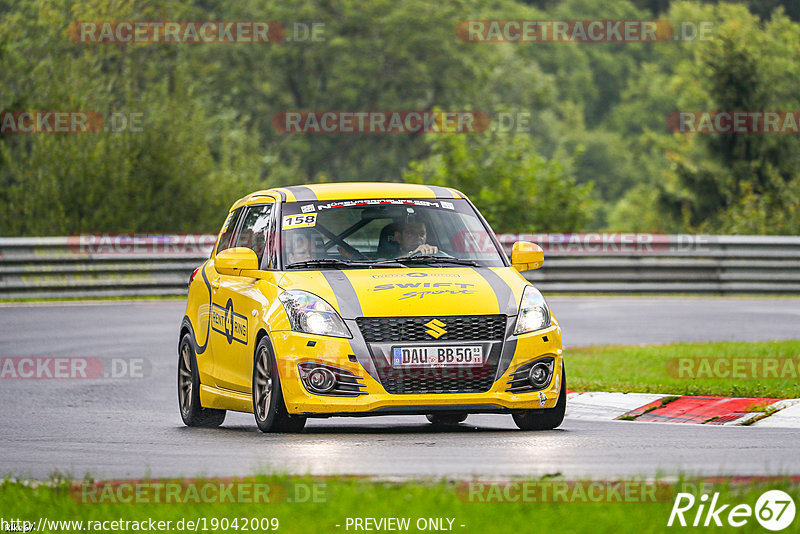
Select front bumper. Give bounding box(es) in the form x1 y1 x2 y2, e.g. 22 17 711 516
270 324 564 416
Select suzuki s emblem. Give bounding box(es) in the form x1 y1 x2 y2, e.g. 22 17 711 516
424 319 447 339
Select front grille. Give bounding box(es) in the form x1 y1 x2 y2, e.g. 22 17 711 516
356 315 506 343
378 366 495 394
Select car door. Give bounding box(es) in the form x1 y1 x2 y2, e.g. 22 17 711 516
190 206 244 384
209 203 274 393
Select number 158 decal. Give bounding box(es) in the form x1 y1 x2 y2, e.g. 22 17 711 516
282 213 317 229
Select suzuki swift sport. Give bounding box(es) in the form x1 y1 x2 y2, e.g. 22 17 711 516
178 182 565 432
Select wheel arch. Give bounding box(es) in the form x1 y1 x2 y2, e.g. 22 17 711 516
254 328 270 358
250 328 271 389
179 316 194 351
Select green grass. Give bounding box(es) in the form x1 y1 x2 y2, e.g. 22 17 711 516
2 476 798 534
567 340 800 398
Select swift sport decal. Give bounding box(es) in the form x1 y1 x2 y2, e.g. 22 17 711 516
372 282 475 291
398 289 476 300
372 281 476 300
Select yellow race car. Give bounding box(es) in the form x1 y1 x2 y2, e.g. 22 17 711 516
178 183 565 432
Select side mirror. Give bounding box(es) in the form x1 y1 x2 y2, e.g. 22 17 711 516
215 247 259 276
511 241 544 272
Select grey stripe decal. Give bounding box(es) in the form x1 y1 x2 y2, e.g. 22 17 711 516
345 319 379 380
471 267 518 316
495 317 518 380
320 271 363 319
321 272 376 379
472 267 520 381
424 185 457 198
286 185 317 201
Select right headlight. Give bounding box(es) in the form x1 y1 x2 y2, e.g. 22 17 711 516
278 290 352 338
513 285 551 335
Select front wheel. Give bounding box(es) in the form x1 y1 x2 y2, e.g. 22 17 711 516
512 364 566 431
178 334 226 428
252 337 307 433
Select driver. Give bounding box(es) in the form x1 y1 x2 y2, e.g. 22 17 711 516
395 220 438 256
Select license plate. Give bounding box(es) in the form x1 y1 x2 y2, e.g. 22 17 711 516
391 345 484 368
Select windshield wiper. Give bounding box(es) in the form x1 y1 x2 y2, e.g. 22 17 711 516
285 258 406 269
398 255 481 267
285 259 360 269
286 256 481 269
349 259 409 268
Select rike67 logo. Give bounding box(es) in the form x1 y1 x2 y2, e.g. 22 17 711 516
668 490 796 531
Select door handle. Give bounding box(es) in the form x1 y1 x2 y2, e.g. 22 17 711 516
211 277 221 290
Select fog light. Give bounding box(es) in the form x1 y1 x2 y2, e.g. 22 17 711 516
528 362 551 388
306 367 337 393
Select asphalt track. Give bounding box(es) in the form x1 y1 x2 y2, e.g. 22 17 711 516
1 297 799 480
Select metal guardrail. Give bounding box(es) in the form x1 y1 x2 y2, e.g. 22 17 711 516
1 234 799 299
499 234 800 294
0 236 215 299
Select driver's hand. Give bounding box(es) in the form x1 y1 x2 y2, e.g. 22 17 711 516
410 244 438 255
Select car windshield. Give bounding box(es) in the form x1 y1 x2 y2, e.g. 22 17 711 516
280 198 506 269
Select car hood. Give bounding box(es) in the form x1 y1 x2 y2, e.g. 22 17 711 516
277 267 527 319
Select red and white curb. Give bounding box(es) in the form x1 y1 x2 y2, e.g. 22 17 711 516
566 392 800 428
751 398 800 427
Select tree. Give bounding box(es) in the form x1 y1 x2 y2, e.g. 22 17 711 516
404 132 595 233
656 3 800 232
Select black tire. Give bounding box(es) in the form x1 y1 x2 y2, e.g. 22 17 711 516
512 363 567 431
272 412 308 433
252 337 307 433
178 333 226 428
426 413 468 426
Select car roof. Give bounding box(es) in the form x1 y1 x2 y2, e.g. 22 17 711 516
231 182 464 210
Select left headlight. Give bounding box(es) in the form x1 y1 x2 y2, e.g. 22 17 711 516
513 285 551 335
278 290 352 338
